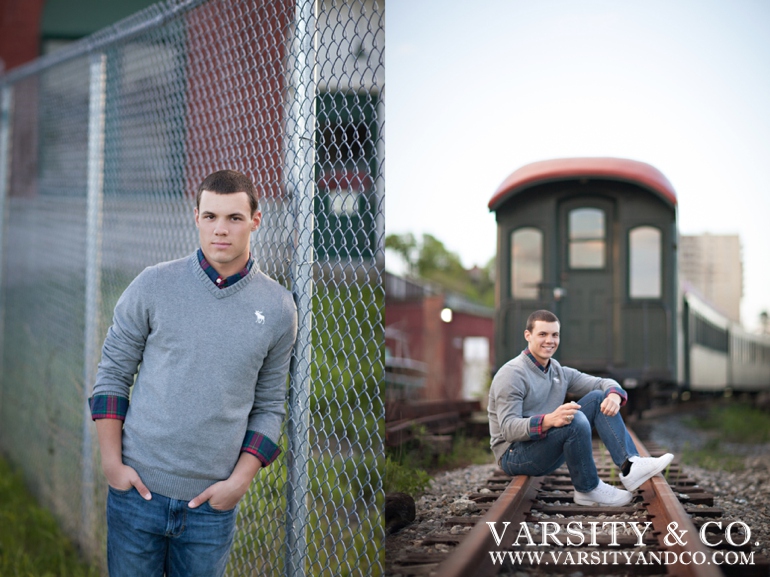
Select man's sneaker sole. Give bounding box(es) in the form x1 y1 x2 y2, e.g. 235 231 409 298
573 495 632 507
573 487 633 507
621 454 674 492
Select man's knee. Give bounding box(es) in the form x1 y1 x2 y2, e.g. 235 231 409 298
568 410 591 432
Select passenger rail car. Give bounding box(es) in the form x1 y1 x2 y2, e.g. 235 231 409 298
684 290 770 392
489 157 770 401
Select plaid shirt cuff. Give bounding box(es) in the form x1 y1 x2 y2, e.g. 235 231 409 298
528 415 547 439
241 431 281 467
605 387 628 407
89 394 129 421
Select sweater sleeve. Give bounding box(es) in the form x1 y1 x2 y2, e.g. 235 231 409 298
89 268 153 417
242 290 298 465
489 363 543 443
562 367 627 406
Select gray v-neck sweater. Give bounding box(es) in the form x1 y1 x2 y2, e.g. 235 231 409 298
93 253 297 500
488 352 624 464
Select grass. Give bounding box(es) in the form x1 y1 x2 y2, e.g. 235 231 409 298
680 438 746 472
0 456 98 577
383 457 431 495
434 434 495 471
384 431 494 495
685 402 770 443
679 402 770 471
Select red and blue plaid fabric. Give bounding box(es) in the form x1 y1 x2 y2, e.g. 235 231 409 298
241 430 281 467
605 387 628 406
524 348 549 373
528 415 547 440
197 248 254 289
89 394 129 420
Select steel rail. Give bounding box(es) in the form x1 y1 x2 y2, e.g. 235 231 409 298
435 474 543 577
628 429 723 577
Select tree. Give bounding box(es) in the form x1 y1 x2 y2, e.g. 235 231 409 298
384 233 417 276
385 233 495 307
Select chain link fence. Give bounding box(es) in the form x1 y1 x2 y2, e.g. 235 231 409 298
0 0 384 575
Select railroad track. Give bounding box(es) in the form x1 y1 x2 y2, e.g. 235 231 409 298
388 429 770 577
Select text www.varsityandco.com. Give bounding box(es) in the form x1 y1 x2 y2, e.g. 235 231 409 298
486 521 759 567
489 549 755 567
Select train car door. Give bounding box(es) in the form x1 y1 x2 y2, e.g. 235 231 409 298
557 197 615 370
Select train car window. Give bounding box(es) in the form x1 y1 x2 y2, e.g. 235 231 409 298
511 227 543 300
568 208 605 269
694 314 728 352
629 226 662 299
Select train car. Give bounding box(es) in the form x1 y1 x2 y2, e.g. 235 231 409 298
729 324 770 392
682 288 770 393
489 158 678 394
489 157 770 402
682 289 729 391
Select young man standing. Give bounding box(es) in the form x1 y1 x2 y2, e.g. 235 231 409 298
90 170 298 576
488 310 673 506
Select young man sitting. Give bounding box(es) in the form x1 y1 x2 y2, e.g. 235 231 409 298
488 310 673 506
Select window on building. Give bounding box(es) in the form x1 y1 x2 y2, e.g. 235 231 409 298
511 227 542 300
629 226 662 299
569 208 605 269
315 91 379 259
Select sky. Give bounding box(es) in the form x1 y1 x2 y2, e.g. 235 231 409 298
386 0 770 331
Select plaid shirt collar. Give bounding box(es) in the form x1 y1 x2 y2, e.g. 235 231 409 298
524 348 550 373
197 248 254 289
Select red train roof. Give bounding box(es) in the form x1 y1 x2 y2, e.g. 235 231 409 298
488 157 677 211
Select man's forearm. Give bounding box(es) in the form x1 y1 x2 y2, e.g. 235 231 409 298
94 418 152 498
229 451 263 491
95 418 124 473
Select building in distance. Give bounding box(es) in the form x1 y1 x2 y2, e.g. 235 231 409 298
679 234 743 324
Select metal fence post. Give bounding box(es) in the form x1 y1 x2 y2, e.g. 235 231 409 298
0 85 12 416
81 52 107 552
285 0 316 575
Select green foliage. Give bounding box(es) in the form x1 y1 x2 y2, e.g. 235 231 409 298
680 403 770 472
303 283 385 575
435 434 494 470
384 232 418 274
680 439 745 472
0 456 98 577
383 456 431 495
686 403 770 443
385 233 495 307
311 283 384 440
384 430 494 496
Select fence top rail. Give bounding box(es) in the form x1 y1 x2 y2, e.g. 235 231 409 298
0 0 208 85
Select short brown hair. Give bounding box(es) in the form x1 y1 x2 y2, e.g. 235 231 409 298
196 170 259 215
526 310 560 332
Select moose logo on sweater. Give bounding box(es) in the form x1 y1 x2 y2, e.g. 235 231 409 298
255 310 265 324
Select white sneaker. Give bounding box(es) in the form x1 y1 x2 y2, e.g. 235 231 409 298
620 454 674 492
574 480 633 507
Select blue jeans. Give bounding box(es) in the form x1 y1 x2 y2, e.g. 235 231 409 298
499 390 639 492
107 486 238 577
